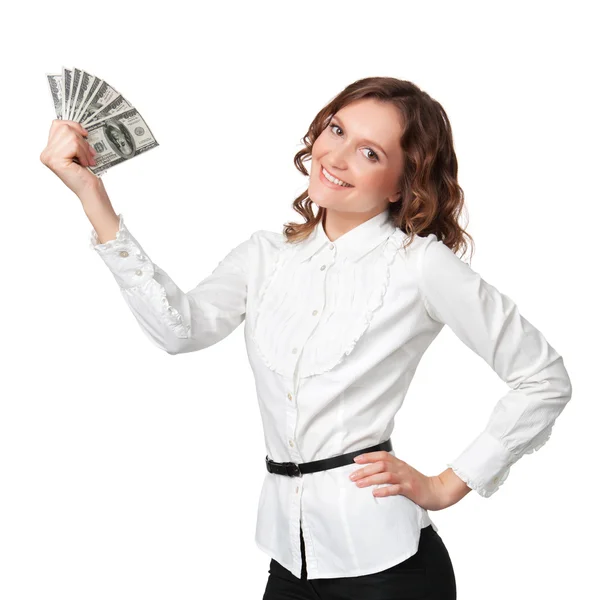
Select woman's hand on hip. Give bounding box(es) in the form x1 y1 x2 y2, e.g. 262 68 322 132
349 451 468 511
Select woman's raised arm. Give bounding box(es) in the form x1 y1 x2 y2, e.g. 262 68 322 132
85 196 258 355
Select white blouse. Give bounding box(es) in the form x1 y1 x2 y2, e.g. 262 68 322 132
89 208 572 579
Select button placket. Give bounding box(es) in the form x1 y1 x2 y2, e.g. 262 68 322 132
308 248 330 320
291 249 330 360
289 483 304 575
286 391 304 576
286 374 301 465
287 256 328 364
286 409 299 459
285 249 333 467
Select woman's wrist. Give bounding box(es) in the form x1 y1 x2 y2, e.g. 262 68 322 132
435 467 472 507
79 178 120 244
78 175 108 209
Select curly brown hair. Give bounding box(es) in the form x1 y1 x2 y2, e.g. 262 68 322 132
283 76 474 262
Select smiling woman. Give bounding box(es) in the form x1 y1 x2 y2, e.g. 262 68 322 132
57 74 572 600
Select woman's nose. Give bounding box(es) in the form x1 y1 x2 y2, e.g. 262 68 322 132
326 148 350 170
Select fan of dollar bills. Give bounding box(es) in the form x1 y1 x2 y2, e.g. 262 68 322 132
46 66 159 177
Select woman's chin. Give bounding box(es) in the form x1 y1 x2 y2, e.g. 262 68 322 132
307 184 341 209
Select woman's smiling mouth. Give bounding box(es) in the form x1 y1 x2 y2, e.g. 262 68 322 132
320 165 353 188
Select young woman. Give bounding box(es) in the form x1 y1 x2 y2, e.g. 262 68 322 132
40 77 572 600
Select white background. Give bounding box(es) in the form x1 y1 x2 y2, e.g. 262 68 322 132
1 1 597 598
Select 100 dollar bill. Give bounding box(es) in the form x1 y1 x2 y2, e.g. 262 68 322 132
85 107 159 177
83 93 133 127
46 73 64 119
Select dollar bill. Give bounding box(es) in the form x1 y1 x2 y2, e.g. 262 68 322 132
46 73 64 119
83 93 133 127
67 67 82 120
84 107 159 177
61 66 72 121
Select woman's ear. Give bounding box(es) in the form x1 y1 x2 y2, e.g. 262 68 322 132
388 190 402 204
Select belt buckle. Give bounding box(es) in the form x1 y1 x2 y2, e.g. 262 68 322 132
284 461 301 477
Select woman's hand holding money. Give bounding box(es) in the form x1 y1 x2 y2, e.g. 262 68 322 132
40 119 101 198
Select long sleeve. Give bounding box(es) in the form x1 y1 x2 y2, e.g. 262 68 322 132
417 235 572 498
89 214 258 355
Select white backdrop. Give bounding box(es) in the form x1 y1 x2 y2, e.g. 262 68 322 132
1 1 597 598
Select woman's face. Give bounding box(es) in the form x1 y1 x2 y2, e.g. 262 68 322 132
308 98 405 217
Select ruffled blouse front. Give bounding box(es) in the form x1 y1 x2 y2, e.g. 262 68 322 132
249 215 406 379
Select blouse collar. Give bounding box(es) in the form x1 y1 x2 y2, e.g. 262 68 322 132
294 208 398 263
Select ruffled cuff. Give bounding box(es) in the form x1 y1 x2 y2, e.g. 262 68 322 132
446 430 518 498
89 213 126 250
89 214 155 290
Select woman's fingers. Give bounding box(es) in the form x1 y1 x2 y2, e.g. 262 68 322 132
77 137 94 167
69 123 96 166
65 128 95 167
85 138 97 165
64 119 88 138
66 136 91 168
48 119 88 142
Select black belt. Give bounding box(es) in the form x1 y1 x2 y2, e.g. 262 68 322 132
265 438 393 477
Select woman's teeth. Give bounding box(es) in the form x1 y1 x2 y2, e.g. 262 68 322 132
322 166 352 187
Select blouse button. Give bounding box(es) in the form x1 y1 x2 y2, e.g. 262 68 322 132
287 393 293 401
119 250 129 257
312 310 318 316
320 265 326 271
493 476 499 483
329 244 334 250
135 269 142 276
289 439 294 447
292 347 298 354
296 486 299 494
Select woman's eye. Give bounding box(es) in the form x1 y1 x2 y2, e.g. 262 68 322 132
330 124 343 136
328 124 379 162
361 148 379 162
